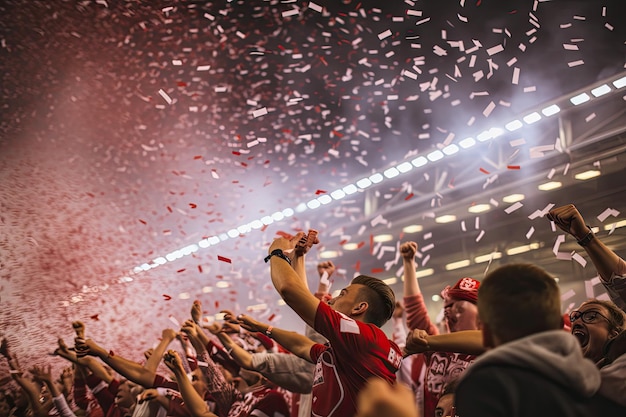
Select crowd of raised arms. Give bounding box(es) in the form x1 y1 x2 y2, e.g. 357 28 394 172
2 204 626 417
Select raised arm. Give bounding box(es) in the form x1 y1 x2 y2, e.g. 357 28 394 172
267 235 320 327
404 329 485 357
163 351 218 417
30 365 77 417
237 313 316 363
548 204 625 281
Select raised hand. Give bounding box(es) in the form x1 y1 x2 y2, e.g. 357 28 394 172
392 301 404 319
181 319 200 339
235 314 266 333
317 261 336 278
137 388 159 404
547 204 590 240
294 229 319 256
400 241 418 261
191 300 203 324
404 329 430 357
221 310 242 333
72 321 86 339
30 364 53 383
163 350 183 373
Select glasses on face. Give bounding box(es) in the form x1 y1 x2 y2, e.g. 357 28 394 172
569 309 610 325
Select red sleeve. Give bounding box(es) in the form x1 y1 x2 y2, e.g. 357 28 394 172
250 390 290 417
73 374 89 410
152 374 179 390
404 294 439 335
84 375 117 415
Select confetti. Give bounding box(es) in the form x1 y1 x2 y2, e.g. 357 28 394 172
218 255 232 264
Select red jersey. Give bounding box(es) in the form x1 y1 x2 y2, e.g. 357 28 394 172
423 351 475 417
310 302 402 417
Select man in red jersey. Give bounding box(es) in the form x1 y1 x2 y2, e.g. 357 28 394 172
258 232 402 417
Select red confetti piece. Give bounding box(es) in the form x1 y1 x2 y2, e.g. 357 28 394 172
357 241 365 249
163 294 172 301
138 219 147 225
189 203 197 208
315 189 327 195
177 268 186 273
86 192 95 198
198 265 203 273
232 151 241 156
215 301 219 309
166 206 173 213
479 168 490 175
507 165 521 170
276 231 293 239
339 239 348 245
331 130 343 138
371 268 384 274
354 261 361 272
217 255 232 264
405 193 414 201
90 314 99 321
193 155 203 160
268 313 276 322
177 81 187 87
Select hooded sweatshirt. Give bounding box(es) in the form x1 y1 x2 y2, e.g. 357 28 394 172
456 330 625 417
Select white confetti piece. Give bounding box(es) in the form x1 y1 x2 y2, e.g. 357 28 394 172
407 10 423 17
158 89 172 105
486 44 504 56
421 243 434 252
572 252 587 267
378 29 392 40
483 101 496 117
476 230 485 242
553 235 565 256
169 315 180 327
561 289 575 301
568 60 584 67
308 1 323 12
563 43 579 51
252 107 268 118
282 8 299 18
597 208 620 222
505 202 523 214
461 221 466 232
585 113 596 122
526 227 535 239
512 67 520 85
509 138 526 147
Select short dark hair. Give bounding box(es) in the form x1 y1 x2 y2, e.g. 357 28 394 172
581 299 625 335
351 275 396 327
478 263 561 344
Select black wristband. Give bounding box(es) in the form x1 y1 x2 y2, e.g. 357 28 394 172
264 249 292 265
577 225 595 247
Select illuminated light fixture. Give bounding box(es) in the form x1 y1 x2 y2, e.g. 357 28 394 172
373 234 394 243
119 276 133 283
140 263 152 271
343 242 361 250
591 84 611 97
295 202 307 212
178 292 191 300
207 236 220 245
383 167 400 179
613 76 626 89
505 120 523 131
356 177 373 189
227 229 240 238
489 127 505 138
427 150 444 161
271 211 285 221
468 204 491 213
198 239 211 248
506 242 540 256
402 224 423 233
574 170 601 181
502 193 525 203
415 268 434 278
570 92 590 105
282 208 294 217
474 251 503 264
476 130 492 142
541 104 560 116
331 189 346 200
431 294 441 302
317 194 332 205
435 214 457 224
459 137 476 148
370 173 384 183
320 250 339 259
411 156 428 167
237 224 251 234
442 144 459 155
537 181 562 191
307 199 322 209
383 277 398 285
591 226 600 234
343 184 358 195
445 259 471 271
219 233 229 241
202 286 212 293
522 112 541 124
397 161 413 173
261 215 274 225
604 220 626 231
154 257 167 265
215 281 230 288
247 303 268 311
